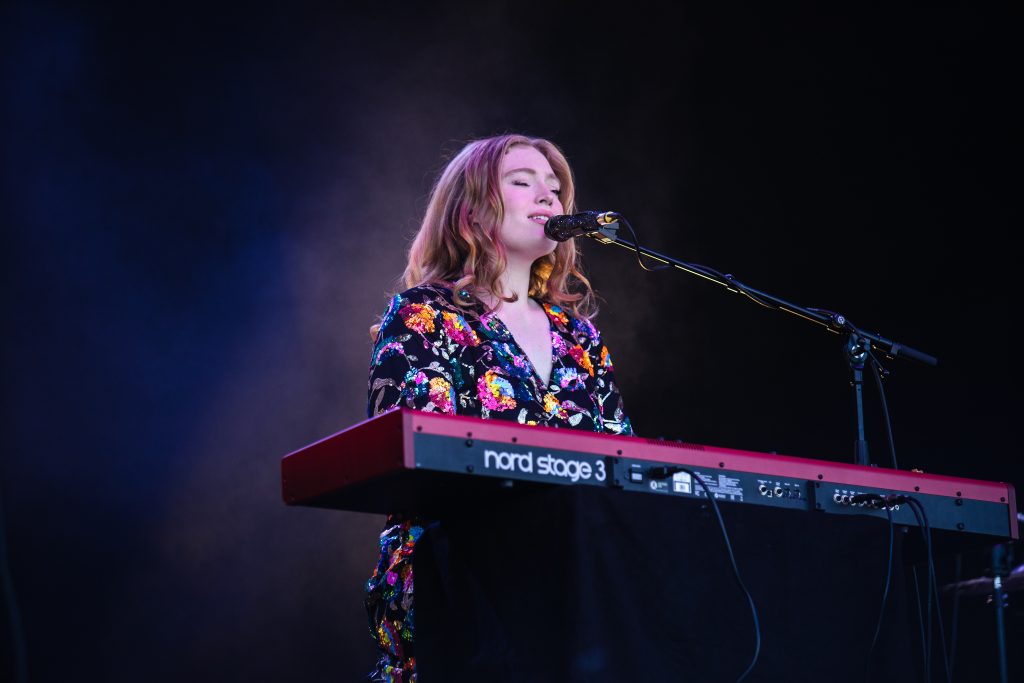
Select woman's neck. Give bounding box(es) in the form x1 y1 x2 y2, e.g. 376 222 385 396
479 261 535 313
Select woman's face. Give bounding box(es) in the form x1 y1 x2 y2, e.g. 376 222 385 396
496 145 563 265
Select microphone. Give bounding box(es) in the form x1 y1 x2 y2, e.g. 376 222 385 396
544 211 620 242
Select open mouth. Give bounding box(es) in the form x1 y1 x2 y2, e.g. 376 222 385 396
528 214 551 224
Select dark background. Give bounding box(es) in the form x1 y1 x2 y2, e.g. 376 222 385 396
2 1 1019 681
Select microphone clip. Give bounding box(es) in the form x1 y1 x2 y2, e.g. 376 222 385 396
591 216 620 244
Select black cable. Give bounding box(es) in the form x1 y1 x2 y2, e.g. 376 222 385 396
949 553 962 678
906 497 952 683
868 350 899 470
676 467 762 682
911 565 931 682
864 498 896 681
619 218 671 272
906 502 935 680
914 500 947 683
918 500 952 683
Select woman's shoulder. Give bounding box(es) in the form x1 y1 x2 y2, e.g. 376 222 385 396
393 283 455 304
379 284 459 314
375 284 487 349
376 284 464 334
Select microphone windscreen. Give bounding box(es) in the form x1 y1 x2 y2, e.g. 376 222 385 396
544 212 601 241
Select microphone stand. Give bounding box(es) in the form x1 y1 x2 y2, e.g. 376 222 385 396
586 221 938 468
992 543 1011 683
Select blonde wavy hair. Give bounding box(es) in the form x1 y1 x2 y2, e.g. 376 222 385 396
399 134 596 316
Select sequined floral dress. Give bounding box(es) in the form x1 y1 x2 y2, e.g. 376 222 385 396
364 284 632 682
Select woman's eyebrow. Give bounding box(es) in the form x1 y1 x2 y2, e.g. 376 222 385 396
503 167 559 181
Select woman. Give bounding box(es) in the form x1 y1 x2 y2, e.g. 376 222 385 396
365 133 632 682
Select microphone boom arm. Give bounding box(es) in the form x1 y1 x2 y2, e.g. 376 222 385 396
589 221 937 367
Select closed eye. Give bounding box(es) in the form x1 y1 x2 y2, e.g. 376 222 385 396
510 178 560 196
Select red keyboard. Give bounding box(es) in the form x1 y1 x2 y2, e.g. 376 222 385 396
281 408 1018 541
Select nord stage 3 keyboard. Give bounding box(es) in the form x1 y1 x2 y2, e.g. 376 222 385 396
281 408 1019 541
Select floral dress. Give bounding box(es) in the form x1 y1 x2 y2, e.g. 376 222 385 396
364 284 632 682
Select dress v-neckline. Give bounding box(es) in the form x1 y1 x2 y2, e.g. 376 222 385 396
486 301 556 394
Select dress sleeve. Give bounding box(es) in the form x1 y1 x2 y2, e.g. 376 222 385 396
367 289 460 417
